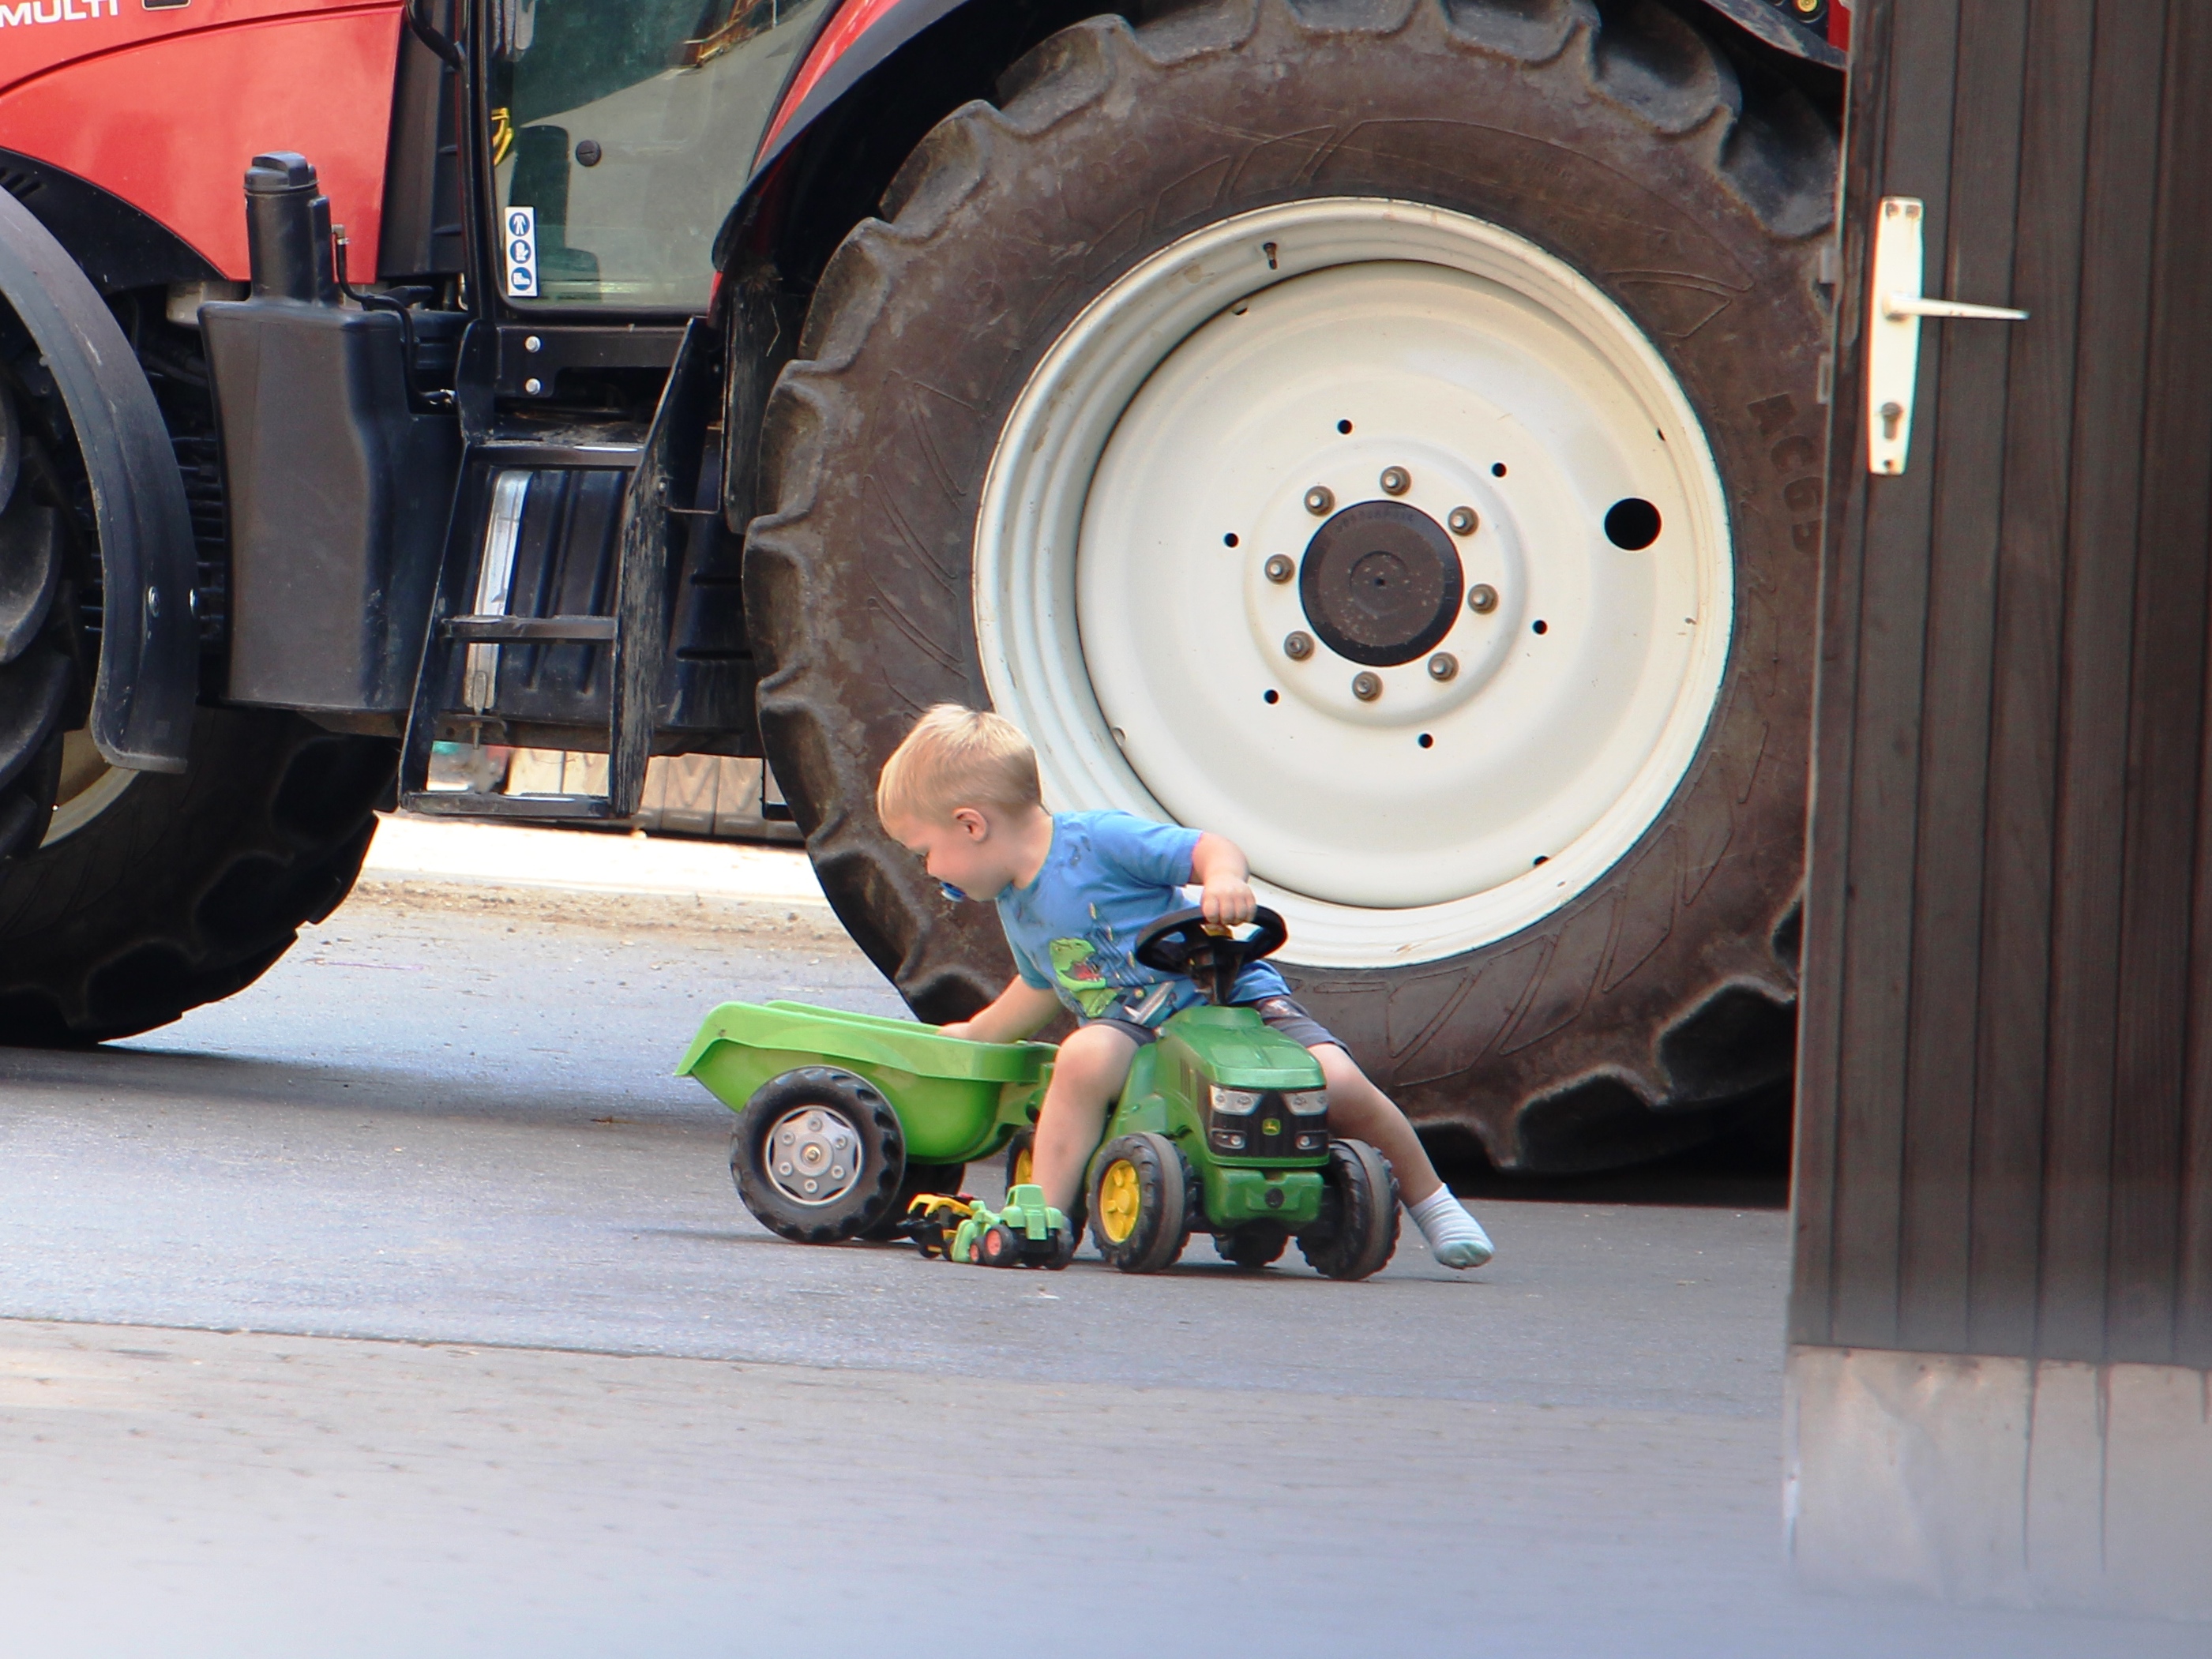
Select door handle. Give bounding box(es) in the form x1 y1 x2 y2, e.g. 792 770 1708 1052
1882 294 2030 323
1866 197 2029 475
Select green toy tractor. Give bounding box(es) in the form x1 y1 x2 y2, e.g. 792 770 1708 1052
904 1185 1075 1269
678 907 1398 1280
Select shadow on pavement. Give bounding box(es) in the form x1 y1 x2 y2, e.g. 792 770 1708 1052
1433 1083 1793 1210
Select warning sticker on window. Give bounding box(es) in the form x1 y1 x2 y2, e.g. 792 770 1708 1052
504 206 538 299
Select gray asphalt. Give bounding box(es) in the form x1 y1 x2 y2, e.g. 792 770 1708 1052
0 875 2190 1656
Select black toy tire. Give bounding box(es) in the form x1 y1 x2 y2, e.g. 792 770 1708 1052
1042 1219 1078 1271
1297 1139 1400 1282
0 706 396 1045
730 1066 907 1244
1087 1131 1192 1274
1215 1224 1290 1271
748 0 1836 1174
860 1158 965 1242
979 1223 1019 1267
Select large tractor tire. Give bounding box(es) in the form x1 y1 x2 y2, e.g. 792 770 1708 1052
748 0 1835 1172
0 707 395 1045
0 377 75 865
0 309 395 1047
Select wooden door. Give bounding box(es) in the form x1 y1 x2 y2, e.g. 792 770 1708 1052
1792 0 2212 1369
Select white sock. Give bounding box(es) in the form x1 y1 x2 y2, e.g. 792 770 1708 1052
1408 1188 1494 1270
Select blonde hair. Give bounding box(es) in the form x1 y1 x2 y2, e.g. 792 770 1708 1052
877 704 1042 826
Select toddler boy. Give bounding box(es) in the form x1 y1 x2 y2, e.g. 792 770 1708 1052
876 704 1495 1271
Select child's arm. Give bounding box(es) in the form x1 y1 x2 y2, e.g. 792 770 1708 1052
1191 831 1257 926
940 978 1062 1044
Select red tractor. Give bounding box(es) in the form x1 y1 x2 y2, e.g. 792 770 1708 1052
0 0 1843 1174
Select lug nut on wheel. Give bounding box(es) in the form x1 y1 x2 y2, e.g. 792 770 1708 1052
1264 554 1294 584
1304 486 1334 516
1469 584 1499 615
1352 671 1381 701
1284 630 1315 661
1380 467 1410 496
1448 505 1478 535
1428 652 1458 681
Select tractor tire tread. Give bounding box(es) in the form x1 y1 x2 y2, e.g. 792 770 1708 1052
0 708 394 1045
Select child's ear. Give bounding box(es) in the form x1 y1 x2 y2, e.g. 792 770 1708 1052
951 805 990 840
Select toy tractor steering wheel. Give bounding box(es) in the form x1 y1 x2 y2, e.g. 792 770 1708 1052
1134 906 1289 1007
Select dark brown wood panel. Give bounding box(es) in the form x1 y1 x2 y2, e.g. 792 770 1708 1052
1895 0 2029 1358
1793 0 2212 1366
1823 0 1962 1353
2105 2 2212 1362
1966 0 2105 1363
2037 0 2164 1363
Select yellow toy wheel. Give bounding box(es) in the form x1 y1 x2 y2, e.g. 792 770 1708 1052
1098 1158 1142 1244
1086 1132 1191 1273
1006 1128 1035 1192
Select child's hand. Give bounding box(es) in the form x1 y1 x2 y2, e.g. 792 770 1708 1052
937 1019 975 1040
1190 831 1256 927
1200 873 1256 927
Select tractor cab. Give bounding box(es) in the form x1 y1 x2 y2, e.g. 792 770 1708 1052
483 0 822 313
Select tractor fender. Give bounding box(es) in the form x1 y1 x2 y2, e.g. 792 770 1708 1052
0 183 195 772
719 0 1843 261
748 0 968 186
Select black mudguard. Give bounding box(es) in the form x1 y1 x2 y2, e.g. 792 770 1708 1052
0 186 195 772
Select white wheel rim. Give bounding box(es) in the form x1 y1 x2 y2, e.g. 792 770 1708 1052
973 200 1733 969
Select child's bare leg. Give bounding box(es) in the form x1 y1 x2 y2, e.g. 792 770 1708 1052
1030 1023 1139 1214
1309 1042 1494 1269
1309 1043 1444 1200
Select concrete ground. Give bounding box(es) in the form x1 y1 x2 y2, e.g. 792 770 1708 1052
0 820 2191 1656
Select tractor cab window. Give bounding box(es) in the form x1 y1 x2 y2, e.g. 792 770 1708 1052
486 0 820 311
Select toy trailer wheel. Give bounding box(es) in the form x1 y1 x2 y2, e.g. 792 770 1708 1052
1214 1224 1289 1271
730 1066 905 1244
1297 1139 1400 1282
1087 1132 1192 1274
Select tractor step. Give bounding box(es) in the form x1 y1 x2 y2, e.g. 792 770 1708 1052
396 318 715 822
441 614 617 644
404 790 620 820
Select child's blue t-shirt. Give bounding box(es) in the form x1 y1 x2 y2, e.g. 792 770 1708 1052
971 809 1288 1027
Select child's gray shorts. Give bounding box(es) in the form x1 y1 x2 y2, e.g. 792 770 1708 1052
1082 993 1337 1053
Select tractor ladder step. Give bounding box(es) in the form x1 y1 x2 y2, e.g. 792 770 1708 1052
396 318 715 824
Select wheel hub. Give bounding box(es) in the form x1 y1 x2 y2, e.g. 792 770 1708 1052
1098 1159 1141 1243
1299 501 1463 667
975 199 1732 966
764 1106 861 1207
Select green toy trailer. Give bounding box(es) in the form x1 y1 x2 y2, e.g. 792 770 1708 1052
676 1000 1053 1244
678 908 1398 1279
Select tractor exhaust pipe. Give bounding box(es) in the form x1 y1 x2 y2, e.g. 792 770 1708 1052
243 151 337 305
